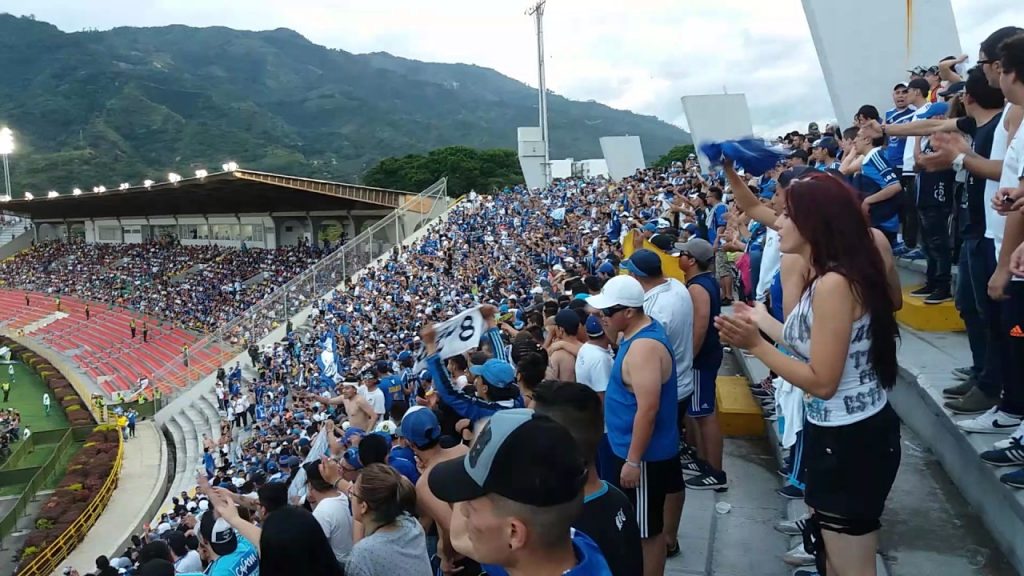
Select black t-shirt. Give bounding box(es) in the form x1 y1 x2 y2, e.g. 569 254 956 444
574 481 643 576
915 137 956 211
958 113 1003 238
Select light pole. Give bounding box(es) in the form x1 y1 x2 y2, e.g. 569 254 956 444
527 1 551 187
0 127 13 201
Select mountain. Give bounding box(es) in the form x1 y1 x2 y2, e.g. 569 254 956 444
0 14 690 197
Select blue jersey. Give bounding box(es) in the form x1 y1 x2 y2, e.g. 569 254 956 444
381 375 405 412
854 148 901 232
605 319 679 461
686 273 723 371
708 203 728 247
884 106 916 169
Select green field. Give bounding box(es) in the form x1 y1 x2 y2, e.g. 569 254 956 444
2 361 69 433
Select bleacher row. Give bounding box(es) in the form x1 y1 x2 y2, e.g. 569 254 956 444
0 290 234 396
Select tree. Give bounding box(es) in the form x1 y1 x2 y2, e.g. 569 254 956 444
363 146 523 197
652 144 696 169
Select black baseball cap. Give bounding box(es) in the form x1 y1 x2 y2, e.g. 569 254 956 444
648 233 676 253
788 149 809 161
554 309 581 334
428 409 586 507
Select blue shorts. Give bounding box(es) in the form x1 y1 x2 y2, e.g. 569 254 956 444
687 368 717 417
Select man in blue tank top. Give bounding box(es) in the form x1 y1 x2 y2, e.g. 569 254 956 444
586 275 679 576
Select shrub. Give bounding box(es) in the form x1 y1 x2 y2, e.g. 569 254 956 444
66 405 81 412
61 398 79 408
20 545 40 560
66 483 84 492
35 518 54 530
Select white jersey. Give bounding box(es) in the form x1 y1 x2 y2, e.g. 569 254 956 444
358 385 387 416
756 229 781 302
783 280 886 427
575 342 613 394
643 278 695 400
985 102 1013 250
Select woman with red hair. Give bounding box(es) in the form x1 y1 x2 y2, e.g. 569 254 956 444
717 170 902 576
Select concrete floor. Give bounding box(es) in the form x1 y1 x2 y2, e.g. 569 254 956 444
666 426 1017 576
881 425 1016 576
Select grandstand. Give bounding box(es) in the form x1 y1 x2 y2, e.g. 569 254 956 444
0 170 450 573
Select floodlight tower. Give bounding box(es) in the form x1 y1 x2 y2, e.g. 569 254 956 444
0 127 13 200
527 0 551 187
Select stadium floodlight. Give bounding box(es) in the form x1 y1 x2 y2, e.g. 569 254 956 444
23 192 33 200
119 182 130 191
222 161 238 172
143 179 155 188
97 185 107 193
195 169 208 179
168 172 182 184
0 195 9 202
47 190 59 198
72 188 82 196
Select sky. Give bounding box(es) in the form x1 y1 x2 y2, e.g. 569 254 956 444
3 0 1019 137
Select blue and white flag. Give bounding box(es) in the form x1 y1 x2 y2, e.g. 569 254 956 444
550 207 566 221
699 138 788 177
316 332 338 388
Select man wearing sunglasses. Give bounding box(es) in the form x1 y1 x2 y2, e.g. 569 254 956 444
586 275 678 576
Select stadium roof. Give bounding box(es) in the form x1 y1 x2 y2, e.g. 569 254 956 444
0 169 426 220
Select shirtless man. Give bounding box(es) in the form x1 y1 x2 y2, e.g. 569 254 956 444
545 309 581 381
309 382 378 431
400 407 477 575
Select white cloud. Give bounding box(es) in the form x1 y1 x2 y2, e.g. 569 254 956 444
3 0 1019 137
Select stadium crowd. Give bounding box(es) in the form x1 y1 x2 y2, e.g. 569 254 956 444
0 240 329 332
38 24 1024 576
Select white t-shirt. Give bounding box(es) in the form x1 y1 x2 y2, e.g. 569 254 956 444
902 102 934 173
313 493 355 565
174 549 204 573
995 115 1024 261
756 229 781 302
643 278 695 400
575 342 613 393
985 103 1013 251
358 385 387 416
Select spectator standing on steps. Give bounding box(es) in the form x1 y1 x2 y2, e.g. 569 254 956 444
586 275 679 576
42 392 50 416
2 381 9 402
130 319 137 339
85 303 90 320
143 321 149 343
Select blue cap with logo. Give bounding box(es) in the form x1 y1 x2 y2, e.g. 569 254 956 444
621 248 662 278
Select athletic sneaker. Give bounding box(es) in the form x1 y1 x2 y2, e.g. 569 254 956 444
777 484 805 499
956 407 1023 434
783 542 815 566
685 470 728 491
752 387 773 400
1000 468 1024 489
944 387 998 415
681 458 705 477
774 515 808 536
792 570 820 576
952 366 975 381
924 288 953 305
909 284 934 297
892 242 909 257
904 248 926 260
942 378 975 398
980 439 1024 466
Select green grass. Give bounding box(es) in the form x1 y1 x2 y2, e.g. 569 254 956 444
2 361 69 433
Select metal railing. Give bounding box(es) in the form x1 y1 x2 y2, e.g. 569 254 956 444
150 177 449 401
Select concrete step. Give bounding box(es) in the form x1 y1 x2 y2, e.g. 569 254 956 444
197 395 222 441
716 375 766 437
891 326 1024 573
163 417 187 492
896 288 965 332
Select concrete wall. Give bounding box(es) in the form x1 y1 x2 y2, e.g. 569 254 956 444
681 94 755 174
801 0 961 127
599 136 645 181
517 126 548 190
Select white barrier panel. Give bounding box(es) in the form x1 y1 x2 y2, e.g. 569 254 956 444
599 136 646 181
680 94 754 173
517 126 547 190
802 0 961 128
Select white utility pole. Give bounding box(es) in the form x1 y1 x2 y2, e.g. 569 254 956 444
527 0 551 187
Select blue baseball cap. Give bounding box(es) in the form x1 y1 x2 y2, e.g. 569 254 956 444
585 315 605 338
469 358 517 388
400 407 442 448
342 447 362 470
641 222 658 232
683 223 698 235
397 351 412 362
597 261 615 275
343 426 366 445
621 249 662 278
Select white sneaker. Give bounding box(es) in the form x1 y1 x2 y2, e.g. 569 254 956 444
956 407 1023 434
783 542 815 566
993 422 1024 449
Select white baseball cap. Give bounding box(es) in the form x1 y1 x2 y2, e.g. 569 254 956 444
585 275 645 309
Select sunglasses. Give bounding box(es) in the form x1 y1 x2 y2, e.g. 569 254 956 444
977 59 995 66
599 305 630 317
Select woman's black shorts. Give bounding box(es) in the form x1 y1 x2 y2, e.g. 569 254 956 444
802 403 901 522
